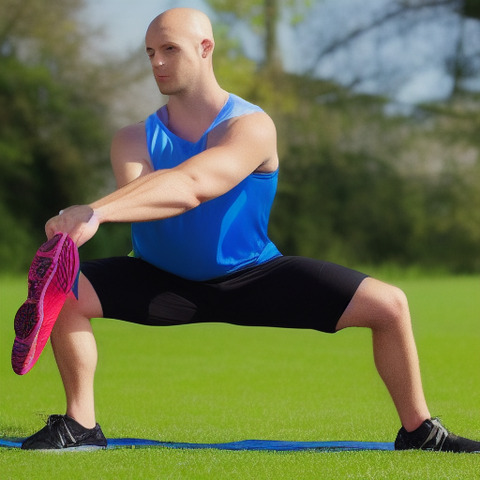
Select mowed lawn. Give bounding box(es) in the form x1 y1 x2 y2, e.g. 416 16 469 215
0 272 479 479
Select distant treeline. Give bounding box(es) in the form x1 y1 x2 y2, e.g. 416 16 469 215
1 0 479 273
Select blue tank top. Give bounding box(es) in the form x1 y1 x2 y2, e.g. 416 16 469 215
131 94 282 281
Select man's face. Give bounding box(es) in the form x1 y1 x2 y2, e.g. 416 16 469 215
145 24 202 96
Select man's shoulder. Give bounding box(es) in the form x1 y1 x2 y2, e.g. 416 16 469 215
116 121 146 136
112 121 147 149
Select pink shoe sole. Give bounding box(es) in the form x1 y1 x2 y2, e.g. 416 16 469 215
12 233 79 375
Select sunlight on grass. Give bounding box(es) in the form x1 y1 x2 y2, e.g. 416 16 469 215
1 274 479 479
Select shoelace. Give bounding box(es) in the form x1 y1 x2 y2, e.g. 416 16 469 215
47 416 77 447
420 419 448 450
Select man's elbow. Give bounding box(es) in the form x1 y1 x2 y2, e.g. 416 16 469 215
183 193 202 211
173 170 225 210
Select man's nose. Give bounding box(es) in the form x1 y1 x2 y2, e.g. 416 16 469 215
152 55 165 67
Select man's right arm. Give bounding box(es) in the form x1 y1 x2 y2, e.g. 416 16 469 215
43 122 153 246
110 122 153 188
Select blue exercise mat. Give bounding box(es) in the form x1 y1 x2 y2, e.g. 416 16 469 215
0 437 394 451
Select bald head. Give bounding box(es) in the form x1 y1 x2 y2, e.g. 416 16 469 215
146 8 214 47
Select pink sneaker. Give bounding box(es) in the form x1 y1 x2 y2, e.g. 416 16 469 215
12 233 79 375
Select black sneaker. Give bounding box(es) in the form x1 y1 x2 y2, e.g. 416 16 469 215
395 418 480 453
21 415 107 450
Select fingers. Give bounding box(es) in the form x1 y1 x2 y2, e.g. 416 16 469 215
45 212 66 239
45 206 98 246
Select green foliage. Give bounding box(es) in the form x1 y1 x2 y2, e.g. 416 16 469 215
212 24 258 96
0 0 87 74
1 0 479 274
464 0 480 19
209 0 313 70
0 0 118 271
209 0 480 273
209 0 313 29
271 142 480 272
0 54 112 270
272 146 410 263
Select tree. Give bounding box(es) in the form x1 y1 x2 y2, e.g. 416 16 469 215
0 0 134 270
207 0 480 272
208 0 313 72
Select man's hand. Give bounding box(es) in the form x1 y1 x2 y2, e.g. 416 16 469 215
45 205 100 247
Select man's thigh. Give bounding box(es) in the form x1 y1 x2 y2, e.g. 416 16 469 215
81 257 202 325
206 256 368 333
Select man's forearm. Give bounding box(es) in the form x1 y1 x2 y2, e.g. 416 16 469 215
90 169 200 224
45 169 201 246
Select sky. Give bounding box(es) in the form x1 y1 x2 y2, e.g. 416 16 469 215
82 0 210 54
81 0 475 108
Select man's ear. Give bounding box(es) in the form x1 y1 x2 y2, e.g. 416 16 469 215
201 39 214 58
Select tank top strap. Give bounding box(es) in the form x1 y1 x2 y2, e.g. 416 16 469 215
206 94 264 134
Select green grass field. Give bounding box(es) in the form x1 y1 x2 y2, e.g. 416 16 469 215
1 273 479 479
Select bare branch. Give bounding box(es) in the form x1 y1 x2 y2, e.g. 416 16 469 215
306 0 460 75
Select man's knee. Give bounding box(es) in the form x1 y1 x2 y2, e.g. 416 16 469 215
376 284 410 330
58 273 103 321
337 278 410 330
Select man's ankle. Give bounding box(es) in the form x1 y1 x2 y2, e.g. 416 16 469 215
66 411 96 430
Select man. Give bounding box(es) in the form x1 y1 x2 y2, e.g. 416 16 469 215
18 8 480 451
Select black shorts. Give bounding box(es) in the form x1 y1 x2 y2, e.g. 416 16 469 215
81 256 368 334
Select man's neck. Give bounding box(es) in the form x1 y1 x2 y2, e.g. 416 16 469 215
165 86 229 142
